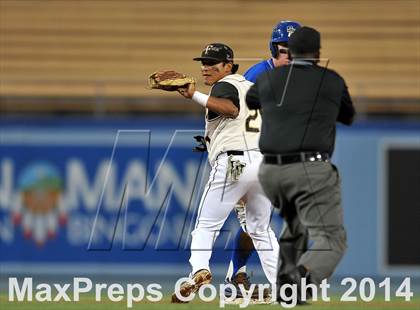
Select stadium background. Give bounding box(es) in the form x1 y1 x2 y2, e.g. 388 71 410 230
0 0 419 307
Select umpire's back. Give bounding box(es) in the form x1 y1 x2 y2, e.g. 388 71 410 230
256 62 353 156
249 27 356 297
247 26 355 156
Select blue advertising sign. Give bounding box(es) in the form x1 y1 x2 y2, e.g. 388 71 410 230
1 120 283 273
5 117 418 277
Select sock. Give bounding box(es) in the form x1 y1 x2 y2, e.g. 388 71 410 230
229 228 255 278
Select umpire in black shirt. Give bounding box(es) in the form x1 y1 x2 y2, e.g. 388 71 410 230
246 26 355 302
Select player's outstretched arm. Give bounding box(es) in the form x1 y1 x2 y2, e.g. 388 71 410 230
178 83 239 118
206 97 238 118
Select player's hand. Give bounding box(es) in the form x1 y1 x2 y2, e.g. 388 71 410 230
273 56 290 67
178 83 195 99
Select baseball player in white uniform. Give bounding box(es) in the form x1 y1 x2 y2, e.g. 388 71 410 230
171 43 279 303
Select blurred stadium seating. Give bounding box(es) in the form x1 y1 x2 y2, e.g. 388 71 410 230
0 0 419 115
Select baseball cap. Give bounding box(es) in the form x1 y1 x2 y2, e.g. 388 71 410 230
193 43 235 63
288 26 321 55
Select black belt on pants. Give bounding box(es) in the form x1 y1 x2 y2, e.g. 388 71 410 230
263 152 329 165
226 150 244 156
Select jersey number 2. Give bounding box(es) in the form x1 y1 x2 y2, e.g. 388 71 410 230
245 110 259 132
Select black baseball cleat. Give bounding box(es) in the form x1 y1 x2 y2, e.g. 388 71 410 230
277 265 311 306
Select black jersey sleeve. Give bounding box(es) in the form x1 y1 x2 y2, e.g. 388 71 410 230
207 82 240 120
210 82 240 109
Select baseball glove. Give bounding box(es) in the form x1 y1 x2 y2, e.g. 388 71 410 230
148 70 195 91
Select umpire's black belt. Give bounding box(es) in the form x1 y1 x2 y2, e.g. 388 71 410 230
263 152 329 165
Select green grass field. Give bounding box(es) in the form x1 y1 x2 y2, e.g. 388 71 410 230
1 294 419 310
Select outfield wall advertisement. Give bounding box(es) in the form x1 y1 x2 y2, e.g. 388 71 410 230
0 125 266 269
0 117 419 278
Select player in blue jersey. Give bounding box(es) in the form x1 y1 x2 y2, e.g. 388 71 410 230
224 20 301 302
244 20 301 82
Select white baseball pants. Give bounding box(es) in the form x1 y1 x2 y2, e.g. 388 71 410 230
189 150 279 284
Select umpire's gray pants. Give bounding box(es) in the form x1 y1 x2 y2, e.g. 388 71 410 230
258 161 347 285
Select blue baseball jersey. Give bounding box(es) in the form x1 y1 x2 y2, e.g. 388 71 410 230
243 58 275 83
